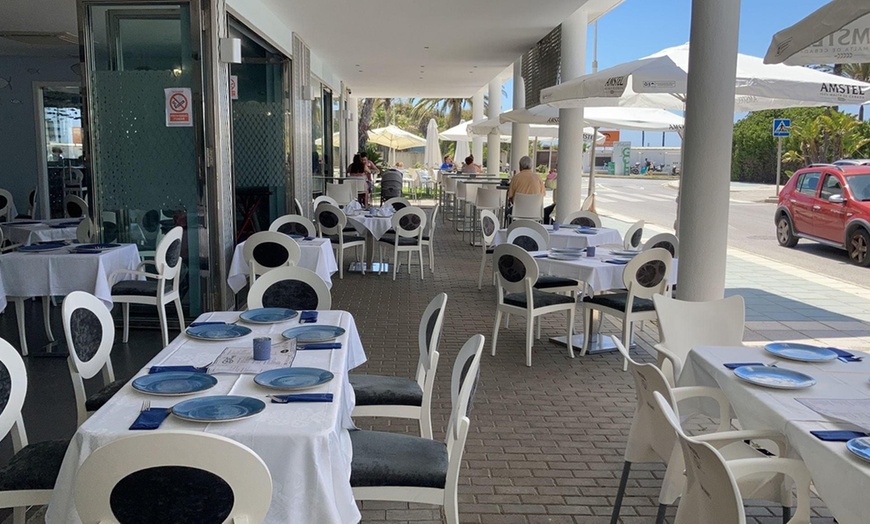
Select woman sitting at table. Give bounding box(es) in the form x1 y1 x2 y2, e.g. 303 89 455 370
461 155 482 174
348 154 371 207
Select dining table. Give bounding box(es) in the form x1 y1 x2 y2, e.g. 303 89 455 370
227 236 338 293
0 243 140 355
344 211 402 272
0 218 81 246
494 225 623 251
46 309 367 524
680 345 870 524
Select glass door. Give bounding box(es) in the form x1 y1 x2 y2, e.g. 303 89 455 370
36 84 84 218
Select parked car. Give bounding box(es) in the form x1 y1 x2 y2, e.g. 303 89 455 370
833 159 870 166
775 164 870 266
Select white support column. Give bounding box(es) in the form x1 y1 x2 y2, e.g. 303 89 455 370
676 0 741 301
472 88 485 163
555 8 588 223
346 95 359 167
487 79 501 173
510 58 529 173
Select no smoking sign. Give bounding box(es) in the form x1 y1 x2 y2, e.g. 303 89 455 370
164 88 193 127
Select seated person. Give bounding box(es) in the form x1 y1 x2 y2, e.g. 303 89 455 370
460 155 482 174
440 155 455 171
348 154 371 206
508 155 545 204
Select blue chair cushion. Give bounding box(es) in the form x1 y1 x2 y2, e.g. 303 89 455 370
349 374 423 407
582 292 655 312
111 280 158 297
350 430 447 489
0 439 68 491
85 378 127 412
504 290 575 308
534 276 580 289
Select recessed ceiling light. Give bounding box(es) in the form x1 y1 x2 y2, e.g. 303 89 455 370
424 46 429 49
473 65 478 68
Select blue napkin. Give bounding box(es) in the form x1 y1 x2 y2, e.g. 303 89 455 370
189 321 227 328
130 408 171 430
299 311 318 324
149 365 208 374
533 253 548 258
576 230 595 235
828 347 863 362
605 259 629 265
297 343 341 350
270 393 333 404
303 236 314 241
723 362 764 370
811 430 868 442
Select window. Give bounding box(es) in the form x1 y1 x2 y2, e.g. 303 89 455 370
819 174 842 200
797 172 821 196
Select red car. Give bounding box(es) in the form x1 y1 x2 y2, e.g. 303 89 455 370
775 164 870 266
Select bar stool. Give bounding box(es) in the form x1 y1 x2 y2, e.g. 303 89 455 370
453 181 467 230
460 183 479 243
441 176 456 222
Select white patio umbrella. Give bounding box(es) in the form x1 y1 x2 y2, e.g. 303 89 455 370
468 117 603 142
453 136 470 164
541 43 870 111
367 125 427 165
501 106 685 132
314 131 342 147
439 120 473 164
423 118 441 168
441 120 511 142
765 0 870 65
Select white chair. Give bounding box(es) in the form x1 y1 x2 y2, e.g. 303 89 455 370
64 168 86 198
453 181 467 228
110 226 185 347
474 187 502 245
643 232 680 258
350 293 447 439
0 336 69 524
478 210 500 289
612 337 796 524
491 244 576 366
512 192 544 222
441 176 457 222
247 266 331 310
0 189 14 222
350 334 485 524
76 216 94 243
63 291 125 427
315 204 366 279
420 205 439 273
101 211 119 243
459 183 479 242
63 194 88 219
347 177 368 206
74 431 272 524
293 196 303 216
420 168 436 196
623 220 645 250
378 206 427 280
0 228 20 253
242 231 301 285
325 182 353 206
404 168 421 200
505 220 549 251
384 196 411 212
581 248 672 369
269 214 316 237
313 195 339 210
580 193 595 211
652 294 745 385
562 210 601 228
653 392 812 524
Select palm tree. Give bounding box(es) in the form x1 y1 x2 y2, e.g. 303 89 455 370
843 63 870 121
410 99 466 130
357 98 392 150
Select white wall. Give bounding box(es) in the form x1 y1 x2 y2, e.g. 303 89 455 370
0 56 81 211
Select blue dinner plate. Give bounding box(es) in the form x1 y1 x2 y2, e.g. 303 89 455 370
575 228 597 235
9 220 39 225
17 243 66 252
282 325 346 342
548 253 583 260
132 372 218 396
171 395 266 422
254 367 334 391
289 234 305 239
240 307 298 324
551 247 585 255
185 323 252 340
764 342 838 362
847 437 870 463
610 249 641 257
733 365 816 389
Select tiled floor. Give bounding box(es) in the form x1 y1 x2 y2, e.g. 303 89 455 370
2 199 866 523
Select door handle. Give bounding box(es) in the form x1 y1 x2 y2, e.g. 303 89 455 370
812 205 821 210
789 199 796 203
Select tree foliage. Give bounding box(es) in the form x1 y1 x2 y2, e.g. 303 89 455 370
783 111 870 165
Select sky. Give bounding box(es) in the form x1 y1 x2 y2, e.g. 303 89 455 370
499 0 837 148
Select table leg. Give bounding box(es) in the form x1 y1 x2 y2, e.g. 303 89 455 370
13 298 28 356
42 296 54 342
548 309 625 354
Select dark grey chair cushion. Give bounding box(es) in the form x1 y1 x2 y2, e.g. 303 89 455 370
85 379 127 412
252 242 291 268
276 222 309 236
0 360 9 416
349 374 423 407
112 280 158 297
378 234 419 246
534 276 579 290
0 439 69 491
70 307 102 362
582 292 655 312
109 465 234 524
326 234 365 244
165 239 182 268
261 280 319 310
511 235 540 252
504 290 575 308
350 430 447 489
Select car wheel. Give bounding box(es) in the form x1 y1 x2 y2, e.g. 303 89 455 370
848 228 870 267
776 216 798 247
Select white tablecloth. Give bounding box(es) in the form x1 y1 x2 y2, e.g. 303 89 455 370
227 237 338 293
531 249 679 293
680 346 870 524
493 226 623 250
47 310 367 524
0 244 140 305
346 214 395 240
0 219 79 246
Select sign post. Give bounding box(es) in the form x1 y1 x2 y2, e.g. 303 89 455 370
772 118 790 196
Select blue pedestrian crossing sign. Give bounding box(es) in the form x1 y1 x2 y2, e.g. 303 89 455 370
773 119 791 137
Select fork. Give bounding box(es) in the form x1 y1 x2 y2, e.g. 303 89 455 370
140 400 151 412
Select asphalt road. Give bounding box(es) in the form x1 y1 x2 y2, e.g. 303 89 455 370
592 176 870 287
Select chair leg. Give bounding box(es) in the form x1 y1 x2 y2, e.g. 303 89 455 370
581 307 592 356
491 311 502 356
655 503 668 524
610 461 632 524
478 253 487 290
42 296 54 342
622 319 632 372
122 303 130 343
407 251 412 274
566 308 575 358
174 297 185 335
392 247 398 281
338 247 344 279
525 314 534 367
536 317 541 340
157 303 169 347
505 313 510 328
14 298 27 356
418 248 424 280
13 507 25 524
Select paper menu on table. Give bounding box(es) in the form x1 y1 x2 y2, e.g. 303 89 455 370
207 341 297 374
796 398 870 432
